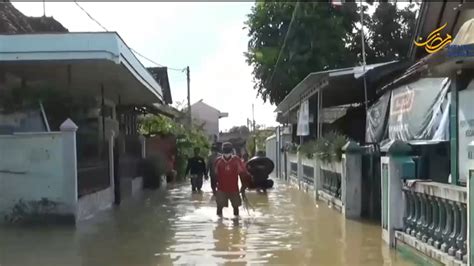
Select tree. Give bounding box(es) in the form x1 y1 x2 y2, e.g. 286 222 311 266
245 2 361 105
228 125 250 135
365 3 418 63
245 2 419 105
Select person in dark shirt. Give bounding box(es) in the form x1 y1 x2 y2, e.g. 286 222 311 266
185 147 207 192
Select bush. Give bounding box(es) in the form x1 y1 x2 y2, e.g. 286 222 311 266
299 132 348 163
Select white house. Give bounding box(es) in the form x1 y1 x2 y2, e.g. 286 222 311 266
0 32 167 224
189 100 228 142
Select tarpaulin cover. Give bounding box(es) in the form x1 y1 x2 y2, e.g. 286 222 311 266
366 92 391 143
296 100 310 136
246 156 274 177
388 78 451 142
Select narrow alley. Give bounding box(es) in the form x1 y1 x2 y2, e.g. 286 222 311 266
0 180 411 266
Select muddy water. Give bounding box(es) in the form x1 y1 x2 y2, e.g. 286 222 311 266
0 180 413 266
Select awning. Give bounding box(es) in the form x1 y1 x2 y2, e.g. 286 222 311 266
0 32 164 105
275 61 407 116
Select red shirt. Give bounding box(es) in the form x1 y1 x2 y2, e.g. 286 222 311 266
215 156 245 193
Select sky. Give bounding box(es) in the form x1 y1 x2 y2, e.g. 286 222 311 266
12 2 278 131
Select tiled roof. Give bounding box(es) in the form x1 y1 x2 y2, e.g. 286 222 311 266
0 2 68 34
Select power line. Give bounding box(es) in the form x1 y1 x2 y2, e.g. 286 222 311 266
73 1 185 72
267 1 300 88
74 1 108 32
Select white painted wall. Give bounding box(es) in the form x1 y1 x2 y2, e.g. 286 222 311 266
0 130 77 219
191 101 222 140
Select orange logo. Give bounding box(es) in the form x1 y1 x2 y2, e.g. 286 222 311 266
414 23 452 54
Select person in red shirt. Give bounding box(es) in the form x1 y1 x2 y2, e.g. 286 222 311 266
214 142 248 217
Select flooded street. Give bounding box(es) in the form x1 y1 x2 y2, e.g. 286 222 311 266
0 180 412 266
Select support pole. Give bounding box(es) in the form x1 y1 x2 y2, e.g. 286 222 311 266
450 71 460 185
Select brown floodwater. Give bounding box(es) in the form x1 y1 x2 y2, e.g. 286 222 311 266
0 180 413 266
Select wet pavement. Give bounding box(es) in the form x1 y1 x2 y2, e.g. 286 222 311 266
0 180 413 266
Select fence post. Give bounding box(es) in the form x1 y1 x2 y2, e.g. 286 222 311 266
297 151 302 189
342 141 362 219
381 140 412 247
313 158 320 200
108 130 115 190
60 118 78 221
139 134 146 159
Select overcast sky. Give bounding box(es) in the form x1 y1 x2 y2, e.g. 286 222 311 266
12 2 278 131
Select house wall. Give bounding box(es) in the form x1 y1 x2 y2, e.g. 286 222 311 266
0 131 77 221
0 110 46 134
191 102 220 141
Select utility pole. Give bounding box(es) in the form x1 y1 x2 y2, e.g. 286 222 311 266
186 66 191 129
360 0 369 114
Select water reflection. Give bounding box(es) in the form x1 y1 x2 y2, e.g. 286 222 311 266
0 180 413 266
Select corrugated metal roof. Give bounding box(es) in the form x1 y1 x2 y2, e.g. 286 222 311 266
275 61 401 114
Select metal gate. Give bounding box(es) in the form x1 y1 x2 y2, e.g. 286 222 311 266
361 145 382 221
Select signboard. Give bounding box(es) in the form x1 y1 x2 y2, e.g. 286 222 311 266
414 22 452 54
388 78 450 142
366 91 390 143
458 81 474 183
297 100 310 136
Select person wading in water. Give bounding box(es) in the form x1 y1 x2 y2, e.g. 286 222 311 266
185 147 207 192
214 142 247 217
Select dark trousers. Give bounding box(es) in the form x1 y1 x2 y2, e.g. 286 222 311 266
210 175 217 193
191 175 203 191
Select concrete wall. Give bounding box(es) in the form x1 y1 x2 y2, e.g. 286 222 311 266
0 129 77 220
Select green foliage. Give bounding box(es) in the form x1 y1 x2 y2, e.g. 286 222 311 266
298 140 317 159
246 128 274 157
348 3 419 64
287 143 299 154
245 2 360 104
139 115 210 179
245 2 419 105
300 132 348 163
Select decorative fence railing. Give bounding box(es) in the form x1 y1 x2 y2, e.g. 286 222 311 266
77 138 110 198
320 163 342 199
302 165 314 185
78 159 110 198
290 162 298 177
402 182 467 261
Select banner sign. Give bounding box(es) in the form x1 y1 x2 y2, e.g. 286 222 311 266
458 81 474 183
366 91 391 143
297 100 310 136
388 78 450 142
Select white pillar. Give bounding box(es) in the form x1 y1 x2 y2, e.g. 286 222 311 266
380 140 412 247
139 134 146 159
60 118 78 220
342 141 363 219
